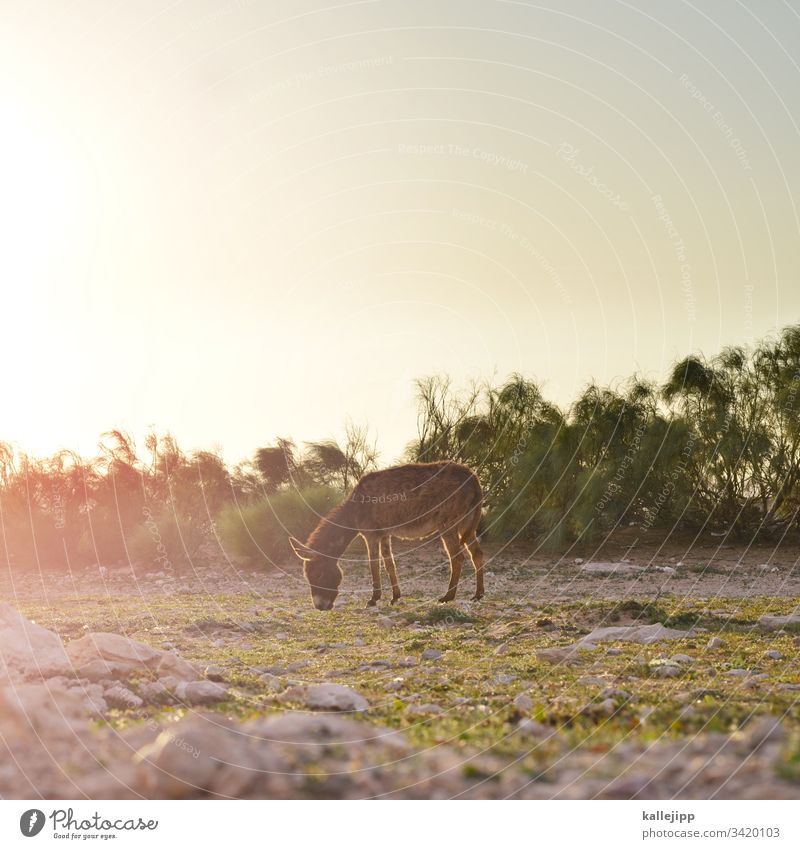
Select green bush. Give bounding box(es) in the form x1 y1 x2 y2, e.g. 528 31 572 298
217 485 340 566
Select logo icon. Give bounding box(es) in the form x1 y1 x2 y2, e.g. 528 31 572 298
19 810 46 837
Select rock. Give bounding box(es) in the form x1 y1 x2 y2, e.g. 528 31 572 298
670 654 694 664
513 693 534 712
104 685 144 710
376 617 395 629
580 698 617 717
707 637 727 650
496 673 516 684
0 681 87 738
573 558 584 565
282 683 369 712
67 632 160 669
178 681 229 706
156 651 200 681
578 676 606 686
385 681 403 692
0 603 71 680
397 657 419 667
66 658 130 682
259 673 283 692
579 562 644 575
205 665 226 681
515 718 554 738
606 648 622 656
65 632 200 684
765 650 783 660
600 688 631 702
759 614 800 632
135 718 270 798
406 703 443 716
578 624 692 646
652 665 681 678
44 677 107 715
725 669 752 678
537 646 584 664
141 681 170 704
421 649 443 661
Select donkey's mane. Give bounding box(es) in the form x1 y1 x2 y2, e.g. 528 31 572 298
305 498 357 554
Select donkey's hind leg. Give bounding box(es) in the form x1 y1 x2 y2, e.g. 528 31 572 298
364 535 382 607
380 537 402 604
438 531 465 603
464 533 485 600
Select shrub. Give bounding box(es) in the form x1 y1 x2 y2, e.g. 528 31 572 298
126 507 208 572
217 485 340 566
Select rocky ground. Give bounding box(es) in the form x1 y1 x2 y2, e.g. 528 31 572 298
1 534 799 799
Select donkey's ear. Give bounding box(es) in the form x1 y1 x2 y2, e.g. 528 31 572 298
289 536 312 561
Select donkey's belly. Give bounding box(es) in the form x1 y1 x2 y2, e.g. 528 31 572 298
391 518 450 540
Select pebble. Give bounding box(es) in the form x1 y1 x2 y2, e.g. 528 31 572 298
421 649 443 661
406 703 444 716
104 684 144 710
765 650 783 660
513 693 534 712
707 637 727 650
653 665 681 678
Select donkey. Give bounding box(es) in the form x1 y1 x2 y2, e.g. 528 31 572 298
289 460 484 610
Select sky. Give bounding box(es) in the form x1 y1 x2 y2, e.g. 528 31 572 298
1 0 798 464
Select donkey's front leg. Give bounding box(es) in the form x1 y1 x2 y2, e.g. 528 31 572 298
364 535 382 607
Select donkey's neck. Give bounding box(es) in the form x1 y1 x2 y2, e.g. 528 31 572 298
306 500 359 559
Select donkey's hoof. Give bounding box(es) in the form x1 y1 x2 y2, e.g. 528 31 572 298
438 593 456 604
391 594 401 605
366 598 380 608
471 592 484 601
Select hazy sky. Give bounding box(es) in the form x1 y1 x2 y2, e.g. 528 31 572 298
1 0 798 463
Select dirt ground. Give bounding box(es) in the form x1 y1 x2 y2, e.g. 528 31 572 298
1 534 799 799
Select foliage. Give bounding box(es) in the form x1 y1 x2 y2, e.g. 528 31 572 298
216 485 340 566
2 324 800 567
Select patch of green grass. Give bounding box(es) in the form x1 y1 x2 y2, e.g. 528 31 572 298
18 589 800 771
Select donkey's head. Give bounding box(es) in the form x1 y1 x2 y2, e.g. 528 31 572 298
289 537 343 610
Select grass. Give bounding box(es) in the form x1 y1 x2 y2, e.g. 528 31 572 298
20 588 800 777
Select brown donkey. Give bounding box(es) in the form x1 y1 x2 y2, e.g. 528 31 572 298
289 461 484 610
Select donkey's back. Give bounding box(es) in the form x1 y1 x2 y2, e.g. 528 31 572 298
352 460 482 540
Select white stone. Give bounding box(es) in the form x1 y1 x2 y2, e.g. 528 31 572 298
0 604 71 680
513 693 534 712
